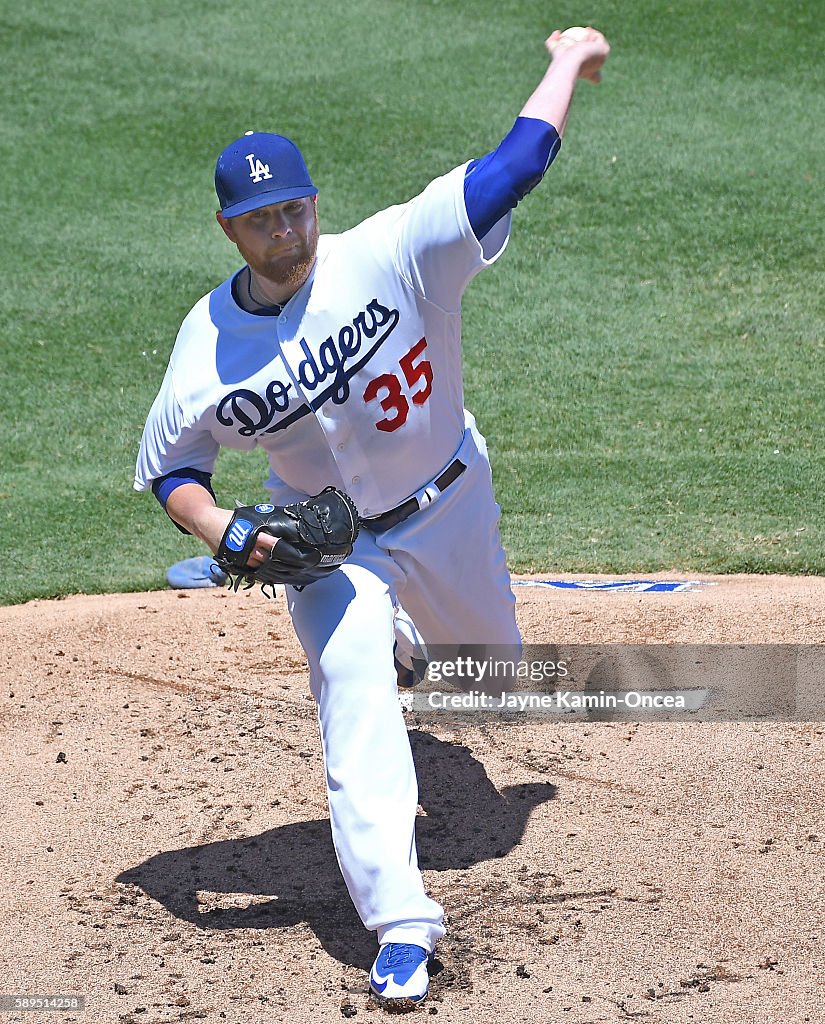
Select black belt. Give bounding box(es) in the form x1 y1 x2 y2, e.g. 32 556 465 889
362 459 466 533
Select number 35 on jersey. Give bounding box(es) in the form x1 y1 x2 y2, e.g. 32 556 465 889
363 337 433 433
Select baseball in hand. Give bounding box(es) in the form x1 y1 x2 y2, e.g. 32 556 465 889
546 25 609 83
560 26 590 43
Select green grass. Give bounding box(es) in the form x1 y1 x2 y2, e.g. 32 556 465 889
1 0 823 604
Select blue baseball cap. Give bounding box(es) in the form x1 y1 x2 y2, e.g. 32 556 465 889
215 131 317 218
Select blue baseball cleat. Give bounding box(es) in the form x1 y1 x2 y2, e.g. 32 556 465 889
369 943 432 1008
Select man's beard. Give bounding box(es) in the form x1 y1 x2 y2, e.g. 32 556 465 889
267 246 316 289
253 210 319 290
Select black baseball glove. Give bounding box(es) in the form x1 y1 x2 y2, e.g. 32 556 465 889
213 487 360 593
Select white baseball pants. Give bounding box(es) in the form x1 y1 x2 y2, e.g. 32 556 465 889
286 425 520 952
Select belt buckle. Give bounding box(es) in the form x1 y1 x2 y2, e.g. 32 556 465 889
365 457 464 532
418 484 440 508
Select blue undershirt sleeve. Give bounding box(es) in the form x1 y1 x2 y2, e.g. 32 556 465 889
152 468 216 535
464 116 562 241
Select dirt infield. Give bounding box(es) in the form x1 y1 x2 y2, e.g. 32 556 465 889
2 575 823 1024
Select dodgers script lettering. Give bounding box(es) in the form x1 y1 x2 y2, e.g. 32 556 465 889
216 298 400 437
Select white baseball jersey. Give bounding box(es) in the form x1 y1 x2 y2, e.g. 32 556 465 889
134 164 511 513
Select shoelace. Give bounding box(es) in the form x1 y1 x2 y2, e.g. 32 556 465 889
384 944 419 968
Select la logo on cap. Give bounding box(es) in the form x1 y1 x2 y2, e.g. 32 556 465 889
245 153 273 183
215 132 317 217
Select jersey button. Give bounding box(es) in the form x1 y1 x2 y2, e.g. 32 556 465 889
278 314 287 324
351 475 360 484
337 443 345 451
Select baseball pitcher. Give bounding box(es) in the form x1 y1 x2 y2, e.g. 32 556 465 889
135 26 610 1009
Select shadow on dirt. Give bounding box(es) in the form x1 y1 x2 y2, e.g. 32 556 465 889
117 729 556 969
